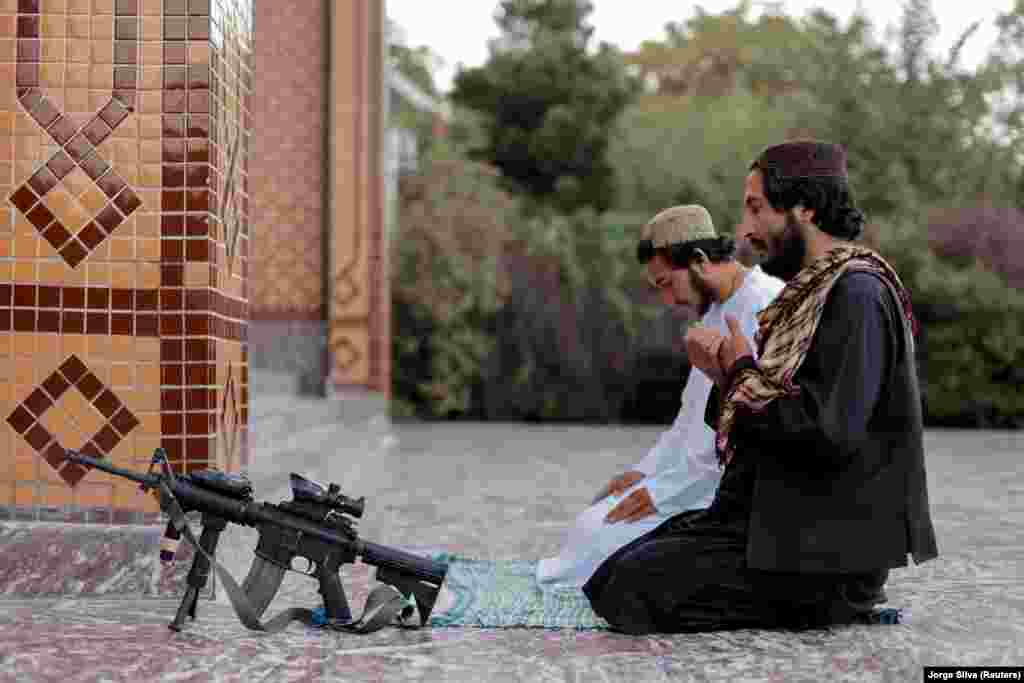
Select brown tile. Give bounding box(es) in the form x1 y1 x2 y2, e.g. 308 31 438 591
65 133 94 162
93 424 120 453
76 221 104 250
7 405 35 435
86 287 109 310
185 338 212 362
160 288 183 312
43 219 73 251
185 189 209 212
95 204 124 233
161 363 183 385
38 310 60 332
161 190 184 212
46 149 76 178
9 185 38 213
186 139 209 163
161 165 184 188
93 388 121 418
59 239 88 268
163 139 185 162
97 171 126 199
16 63 39 88
60 461 89 487
17 16 40 39
135 313 157 336
188 0 209 15
111 289 133 310
38 286 60 308
164 65 186 90
25 423 53 451
12 309 35 332
24 387 52 418
187 65 209 90
43 371 70 401
63 287 86 309
0 284 9 306
161 388 183 411
164 42 186 64
161 264 184 287
111 406 139 435
113 90 136 109
114 17 137 40
113 66 136 89
160 313 183 336
159 215 183 237
185 238 208 261
186 114 209 138
188 91 210 114
136 290 157 311
48 116 77 147
185 215 208 236
163 90 186 113
79 153 111 181
110 313 132 335
161 338 183 361
0 310 10 332
113 187 141 215
30 96 60 130
17 39 40 62
185 363 212 385
82 118 113 147
18 0 41 14
86 312 109 334
26 202 55 231
42 442 67 471
165 0 186 14
184 164 209 189
187 16 208 41
61 310 84 333
161 412 183 435
97 99 131 131
13 284 35 306
76 371 102 400
115 0 138 15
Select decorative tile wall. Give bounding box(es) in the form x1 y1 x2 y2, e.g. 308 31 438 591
0 0 252 522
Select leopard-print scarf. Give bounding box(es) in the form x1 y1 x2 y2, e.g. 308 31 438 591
715 245 918 466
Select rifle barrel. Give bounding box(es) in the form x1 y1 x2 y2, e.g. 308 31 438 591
66 451 161 488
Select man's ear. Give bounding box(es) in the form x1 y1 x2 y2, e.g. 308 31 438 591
793 204 816 226
689 248 711 274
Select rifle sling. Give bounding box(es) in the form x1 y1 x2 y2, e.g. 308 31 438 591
161 482 419 634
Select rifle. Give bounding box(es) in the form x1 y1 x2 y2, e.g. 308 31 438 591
66 448 448 634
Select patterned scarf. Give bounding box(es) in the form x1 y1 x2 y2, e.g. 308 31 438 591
715 245 918 466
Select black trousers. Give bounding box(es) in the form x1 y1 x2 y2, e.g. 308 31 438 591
582 512 888 635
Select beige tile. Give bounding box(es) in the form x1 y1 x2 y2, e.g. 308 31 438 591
74 482 113 507
91 16 114 40
67 0 91 12
66 64 90 89
141 16 160 41
140 0 161 16
94 0 114 13
89 64 114 90
78 185 106 215
91 40 113 65
13 261 35 284
66 15 91 40
63 167 91 198
0 38 14 62
138 262 159 287
64 39 86 63
141 42 161 65
39 260 65 283
64 88 91 115
41 14 66 39
42 0 68 11
110 363 133 388
12 235 36 259
86 262 110 285
40 63 65 89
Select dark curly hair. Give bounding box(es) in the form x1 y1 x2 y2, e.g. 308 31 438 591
750 161 866 240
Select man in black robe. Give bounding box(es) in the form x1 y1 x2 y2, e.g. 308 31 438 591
581 140 939 634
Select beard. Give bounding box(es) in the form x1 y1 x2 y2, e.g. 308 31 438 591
760 212 807 281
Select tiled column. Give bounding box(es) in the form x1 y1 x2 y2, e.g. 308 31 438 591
0 0 252 523
328 0 388 397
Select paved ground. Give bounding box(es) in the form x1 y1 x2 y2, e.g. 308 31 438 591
0 400 1021 682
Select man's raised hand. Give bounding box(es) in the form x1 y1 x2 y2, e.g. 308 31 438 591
604 487 658 524
593 470 645 504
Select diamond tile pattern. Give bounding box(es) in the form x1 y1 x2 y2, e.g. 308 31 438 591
6 355 140 488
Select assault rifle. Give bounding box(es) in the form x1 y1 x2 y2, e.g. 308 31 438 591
66 449 448 634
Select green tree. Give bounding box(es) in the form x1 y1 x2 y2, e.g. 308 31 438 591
450 0 639 212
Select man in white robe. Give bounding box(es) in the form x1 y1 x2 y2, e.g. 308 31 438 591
536 206 784 589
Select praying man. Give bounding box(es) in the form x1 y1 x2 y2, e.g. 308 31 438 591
582 140 939 633
535 205 784 589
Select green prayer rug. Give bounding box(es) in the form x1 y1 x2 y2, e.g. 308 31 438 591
426 554 609 629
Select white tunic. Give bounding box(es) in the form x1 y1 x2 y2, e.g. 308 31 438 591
536 267 785 589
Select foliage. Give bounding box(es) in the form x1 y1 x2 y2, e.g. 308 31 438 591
390 160 518 418
450 0 639 213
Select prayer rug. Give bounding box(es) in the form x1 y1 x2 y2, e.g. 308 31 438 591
425 554 907 630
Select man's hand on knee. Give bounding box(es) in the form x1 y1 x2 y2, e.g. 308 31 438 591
594 470 646 504
604 487 657 524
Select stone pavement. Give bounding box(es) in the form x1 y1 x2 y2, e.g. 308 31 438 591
0 397 1021 681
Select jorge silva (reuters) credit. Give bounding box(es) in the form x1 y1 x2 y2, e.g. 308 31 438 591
924 667 1024 680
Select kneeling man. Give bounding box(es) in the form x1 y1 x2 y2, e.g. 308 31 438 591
582 140 939 633
536 205 784 589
